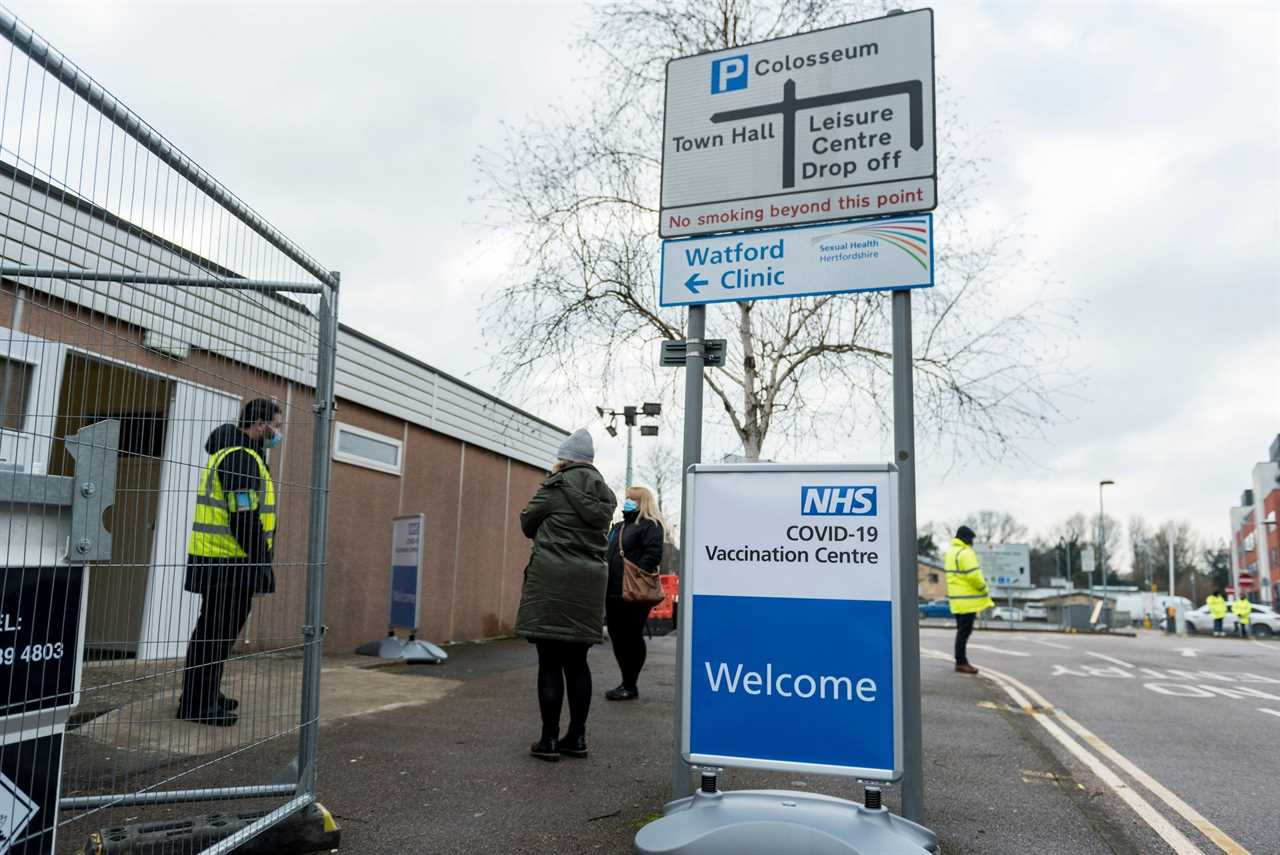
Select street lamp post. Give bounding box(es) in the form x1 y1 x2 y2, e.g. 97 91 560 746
1098 479 1115 609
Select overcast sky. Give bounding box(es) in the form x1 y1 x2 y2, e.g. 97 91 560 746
11 0 1278 569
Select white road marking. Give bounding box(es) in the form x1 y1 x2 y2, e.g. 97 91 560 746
1028 638 1070 650
1086 652 1133 668
926 646 1251 854
1259 708 1280 720
977 670 1206 855
977 661 1252 855
1250 639 1279 653
965 643 1030 657
1178 648 1199 658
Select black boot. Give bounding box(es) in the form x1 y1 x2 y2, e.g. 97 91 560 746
605 684 638 701
219 693 239 711
530 735 560 761
177 700 238 727
558 729 588 759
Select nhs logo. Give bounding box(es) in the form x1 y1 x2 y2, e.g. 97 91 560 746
801 486 877 516
711 55 748 94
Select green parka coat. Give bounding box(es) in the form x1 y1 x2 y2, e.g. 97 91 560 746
515 462 617 644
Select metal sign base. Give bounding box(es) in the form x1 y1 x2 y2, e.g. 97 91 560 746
356 631 447 663
634 789 938 855
401 636 448 664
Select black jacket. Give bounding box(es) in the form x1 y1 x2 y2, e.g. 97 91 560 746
606 512 664 598
184 423 275 595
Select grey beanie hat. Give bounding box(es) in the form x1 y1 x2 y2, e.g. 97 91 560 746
556 428 595 464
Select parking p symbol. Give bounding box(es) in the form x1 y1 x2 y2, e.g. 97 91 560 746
711 55 748 94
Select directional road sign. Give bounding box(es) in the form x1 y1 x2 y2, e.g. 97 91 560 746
660 214 931 307
660 9 935 238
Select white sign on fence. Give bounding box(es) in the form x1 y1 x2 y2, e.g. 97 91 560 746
682 464 902 780
660 9 935 238
660 213 931 307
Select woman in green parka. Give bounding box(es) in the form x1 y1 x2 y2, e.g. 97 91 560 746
515 428 616 761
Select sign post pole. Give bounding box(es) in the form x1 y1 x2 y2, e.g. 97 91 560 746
892 288 925 824
672 304 706 801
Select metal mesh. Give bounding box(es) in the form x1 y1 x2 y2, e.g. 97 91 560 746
0 8 336 853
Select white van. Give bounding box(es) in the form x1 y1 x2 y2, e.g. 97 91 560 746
1113 594 1192 625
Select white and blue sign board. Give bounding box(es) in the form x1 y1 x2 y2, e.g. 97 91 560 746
681 464 902 780
976 543 1032 589
660 213 931 307
388 514 424 630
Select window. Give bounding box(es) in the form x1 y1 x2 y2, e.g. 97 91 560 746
0 356 32 431
333 422 402 475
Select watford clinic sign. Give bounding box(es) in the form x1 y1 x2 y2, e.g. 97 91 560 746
659 9 936 238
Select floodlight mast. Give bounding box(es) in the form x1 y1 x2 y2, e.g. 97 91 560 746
598 402 663 488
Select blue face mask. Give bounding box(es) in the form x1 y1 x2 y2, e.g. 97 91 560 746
622 499 638 512
264 430 283 449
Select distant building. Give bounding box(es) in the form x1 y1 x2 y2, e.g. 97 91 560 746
1229 434 1279 605
917 556 946 601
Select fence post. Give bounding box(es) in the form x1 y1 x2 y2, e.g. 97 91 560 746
298 277 340 794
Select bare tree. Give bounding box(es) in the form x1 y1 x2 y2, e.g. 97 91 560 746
639 441 681 526
959 510 1028 544
478 0 1072 460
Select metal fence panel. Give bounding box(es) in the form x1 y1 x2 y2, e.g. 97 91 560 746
0 9 336 853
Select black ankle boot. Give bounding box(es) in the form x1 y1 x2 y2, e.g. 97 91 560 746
530 735 560 761
558 731 588 758
605 685 638 701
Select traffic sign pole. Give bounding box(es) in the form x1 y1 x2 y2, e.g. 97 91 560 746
892 288 924 824
672 304 706 800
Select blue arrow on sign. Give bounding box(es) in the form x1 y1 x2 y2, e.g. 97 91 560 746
685 272 708 295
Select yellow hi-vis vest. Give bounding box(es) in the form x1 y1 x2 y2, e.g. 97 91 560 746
1231 598 1252 625
188 446 275 559
1206 595 1227 620
944 539 994 615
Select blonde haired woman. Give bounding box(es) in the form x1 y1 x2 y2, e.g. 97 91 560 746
603 485 666 701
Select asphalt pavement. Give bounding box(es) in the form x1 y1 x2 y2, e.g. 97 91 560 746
306 630 1240 854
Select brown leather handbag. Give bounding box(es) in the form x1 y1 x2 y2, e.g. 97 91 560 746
619 524 665 607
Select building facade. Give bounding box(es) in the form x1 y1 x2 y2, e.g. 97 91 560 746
0 163 568 660
1229 435 1279 605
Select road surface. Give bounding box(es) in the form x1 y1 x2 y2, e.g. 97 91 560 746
922 625 1280 853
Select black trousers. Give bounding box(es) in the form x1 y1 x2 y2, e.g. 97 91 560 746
180 586 255 711
606 596 651 690
534 639 592 740
1238 622 1249 638
954 612 976 664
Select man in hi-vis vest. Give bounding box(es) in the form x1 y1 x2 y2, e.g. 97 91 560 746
177 398 281 726
944 525 994 674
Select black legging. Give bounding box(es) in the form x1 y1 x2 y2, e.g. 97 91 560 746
954 612 976 665
606 597 650 690
534 640 592 740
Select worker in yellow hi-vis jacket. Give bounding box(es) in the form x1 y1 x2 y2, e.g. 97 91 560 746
1232 595 1252 639
944 526 994 674
1206 591 1228 637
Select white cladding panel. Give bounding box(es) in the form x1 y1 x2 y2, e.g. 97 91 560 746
1 171 566 471
0 171 316 384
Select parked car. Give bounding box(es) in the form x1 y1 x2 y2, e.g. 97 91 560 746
1184 602 1279 637
918 599 951 618
1022 602 1048 621
989 606 1024 622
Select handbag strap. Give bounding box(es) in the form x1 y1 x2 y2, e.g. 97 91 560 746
617 522 628 560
